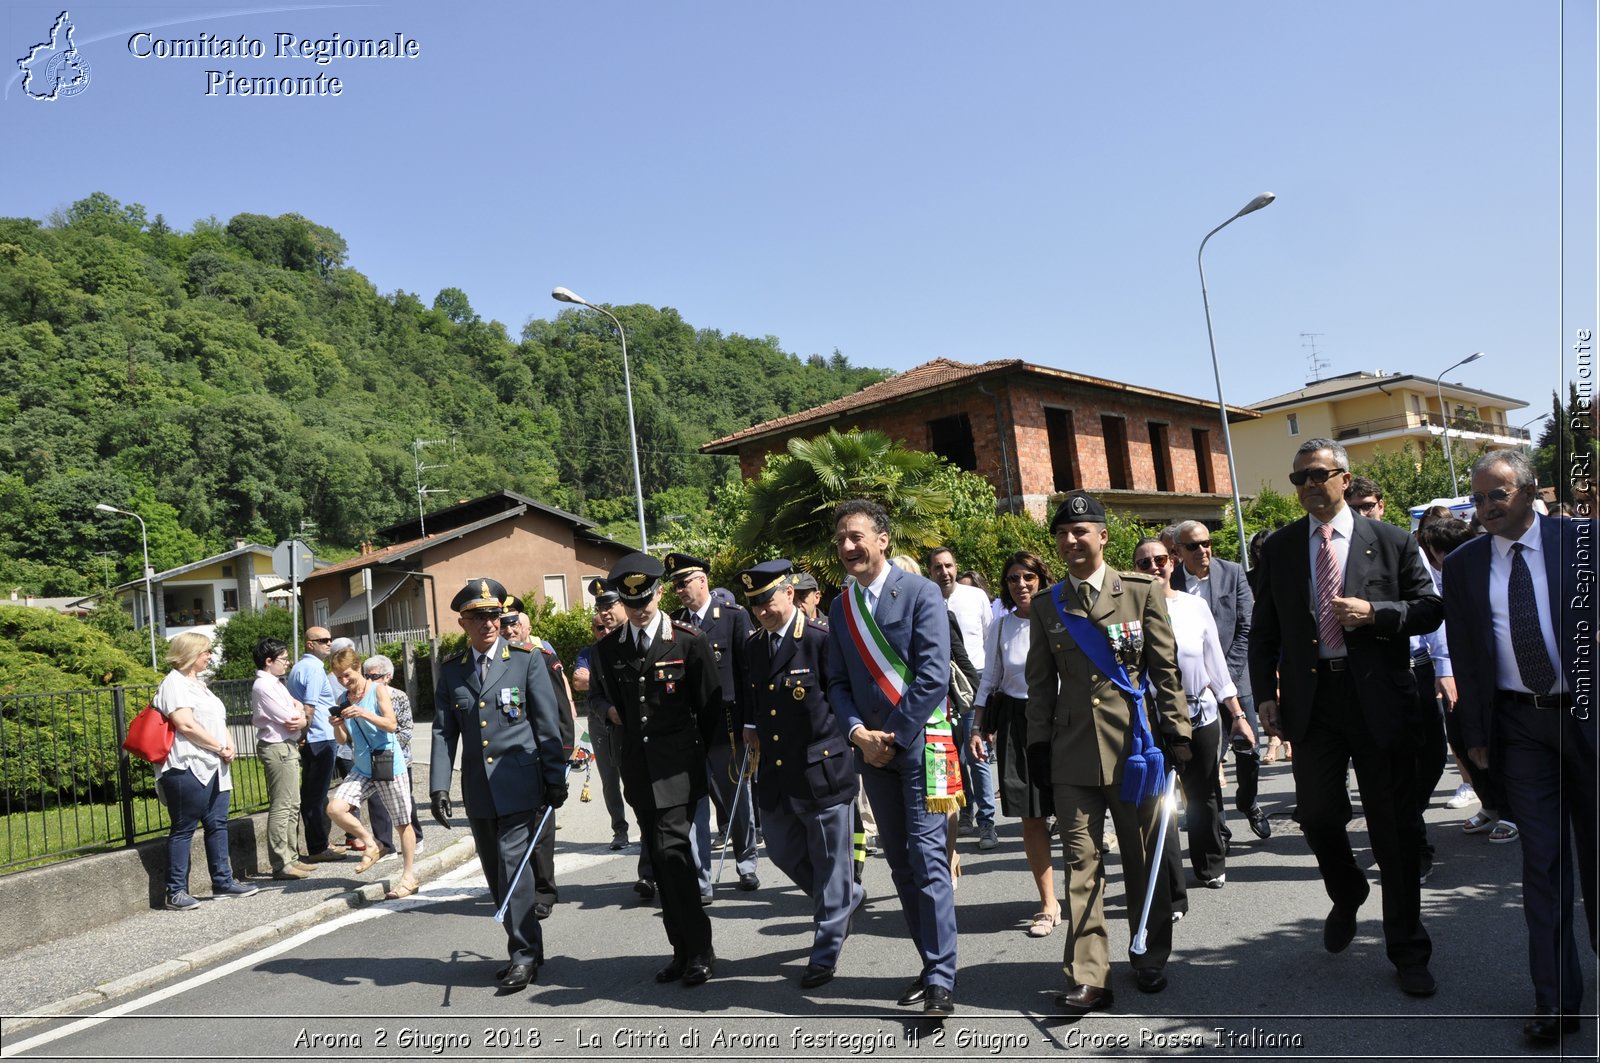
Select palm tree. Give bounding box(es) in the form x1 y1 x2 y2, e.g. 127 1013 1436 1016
733 428 953 587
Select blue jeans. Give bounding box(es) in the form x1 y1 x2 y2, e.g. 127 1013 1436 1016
159 768 234 896
957 707 995 829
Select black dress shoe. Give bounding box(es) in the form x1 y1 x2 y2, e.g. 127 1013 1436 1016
1323 903 1359 953
634 878 656 900
682 953 715 987
738 872 760 891
1524 1007 1579 1045
1397 965 1436 997
1055 984 1113 1011
655 955 687 983
497 962 535 990
923 984 955 1016
799 963 836 989
700 893 714 906
1134 968 1168 993
1247 805 1272 840
896 977 927 1007
534 902 553 919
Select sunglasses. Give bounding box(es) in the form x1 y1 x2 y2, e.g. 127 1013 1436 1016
1289 467 1345 487
1135 555 1171 571
361 672 382 680
1178 540 1212 552
306 637 332 645
1470 486 1516 507
1351 500 1380 514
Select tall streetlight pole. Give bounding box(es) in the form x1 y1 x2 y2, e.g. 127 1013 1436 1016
552 286 650 551
1198 192 1276 569
1435 351 1486 492
94 503 158 671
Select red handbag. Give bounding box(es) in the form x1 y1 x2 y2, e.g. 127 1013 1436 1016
123 704 175 762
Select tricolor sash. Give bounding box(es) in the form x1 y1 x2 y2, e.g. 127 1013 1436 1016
840 578 965 813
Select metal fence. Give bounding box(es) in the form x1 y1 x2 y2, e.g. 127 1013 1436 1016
0 679 269 874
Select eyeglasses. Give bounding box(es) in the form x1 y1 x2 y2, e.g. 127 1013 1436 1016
306 637 332 645
1134 555 1171 571
1288 467 1345 487
1470 486 1516 507
1351 500 1380 514
1178 540 1212 552
1003 572 1039 583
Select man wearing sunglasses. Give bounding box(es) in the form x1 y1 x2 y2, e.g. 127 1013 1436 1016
1442 450 1597 1045
1249 439 1443 999
288 626 345 864
1169 520 1267 840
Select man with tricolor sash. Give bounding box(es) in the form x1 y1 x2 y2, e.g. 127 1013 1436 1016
1024 491 1190 1013
824 498 959 1017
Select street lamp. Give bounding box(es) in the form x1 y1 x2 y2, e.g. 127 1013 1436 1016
1435 351 1486 491
552 286 650 551
94 503 158 671
1197 192 1276 569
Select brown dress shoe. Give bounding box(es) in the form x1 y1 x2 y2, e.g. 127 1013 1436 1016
1056 984 1114 1011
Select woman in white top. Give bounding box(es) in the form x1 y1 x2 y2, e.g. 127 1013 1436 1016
1131 538 1253 895
153 631 260 911
969 550 1062 937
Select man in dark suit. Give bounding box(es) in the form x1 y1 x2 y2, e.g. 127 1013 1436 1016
592 552 723 987
665 552 758 894
1443 449 1598 1045
824 498 957 1017
739 559 861 989
429 578 568 992
1169 519 1267 839
1249 438 1443 998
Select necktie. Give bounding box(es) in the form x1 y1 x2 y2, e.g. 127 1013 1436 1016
1315 523 1346 654
1079 581 1095 613
1509 544 1556 693
477 653 490 683
770 632 782 656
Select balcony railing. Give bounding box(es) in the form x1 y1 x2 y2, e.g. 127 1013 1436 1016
1331 412 1529 442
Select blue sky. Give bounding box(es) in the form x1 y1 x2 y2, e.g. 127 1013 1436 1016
4 1 1594 421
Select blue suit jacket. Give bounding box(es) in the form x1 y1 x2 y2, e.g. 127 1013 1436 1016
1442 514 1599 754
825 564 952 755
1171 556 1253 700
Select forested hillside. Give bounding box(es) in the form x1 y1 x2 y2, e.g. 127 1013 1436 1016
0 194 886 596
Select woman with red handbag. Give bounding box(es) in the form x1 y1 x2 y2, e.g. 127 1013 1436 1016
154 632 260 911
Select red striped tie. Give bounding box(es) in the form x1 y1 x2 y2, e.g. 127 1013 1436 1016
1315 523 1346 654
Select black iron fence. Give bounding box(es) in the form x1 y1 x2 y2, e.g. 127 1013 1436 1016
0 679 270 874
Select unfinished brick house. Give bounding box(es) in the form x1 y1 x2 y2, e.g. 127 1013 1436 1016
701 358 1258 523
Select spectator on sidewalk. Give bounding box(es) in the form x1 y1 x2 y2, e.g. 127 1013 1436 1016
250 637 314 880
155 632 260 911
363 653 424 854
288 626 344 864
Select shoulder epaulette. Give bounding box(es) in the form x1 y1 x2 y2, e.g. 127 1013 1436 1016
1122 571 1158 585
441 649 466 663
508 642 533 653
671 619 701 635
745 627 764 641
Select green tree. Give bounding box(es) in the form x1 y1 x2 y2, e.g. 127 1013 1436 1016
1212 484 1303 562
1350 438 1481 523
1534 384 1599 504
734 429 955 586
212 607 296 680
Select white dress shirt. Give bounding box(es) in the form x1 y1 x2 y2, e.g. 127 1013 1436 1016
1308 506 1355 659
1489 518 1566 694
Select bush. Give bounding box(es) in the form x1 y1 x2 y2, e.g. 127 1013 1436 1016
211 606 296 680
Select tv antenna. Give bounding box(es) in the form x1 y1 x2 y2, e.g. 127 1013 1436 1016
1301 332 1329 382
413 438 453 537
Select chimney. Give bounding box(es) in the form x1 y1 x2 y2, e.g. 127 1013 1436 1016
234 537 247 550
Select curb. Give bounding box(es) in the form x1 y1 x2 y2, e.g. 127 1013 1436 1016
6 835 478 1034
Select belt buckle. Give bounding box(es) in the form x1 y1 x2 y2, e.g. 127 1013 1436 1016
1324 657 1348 672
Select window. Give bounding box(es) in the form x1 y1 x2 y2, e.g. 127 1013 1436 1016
1147 422 1173 492
221 588 239 613
313 599 329 628
221 564 233 578
543 575 568 612
387 596 412 631
1192 428 1215 493
927 413 978 472
1044 407 1080 492
1101 415 1131 490
1286 413 1300 436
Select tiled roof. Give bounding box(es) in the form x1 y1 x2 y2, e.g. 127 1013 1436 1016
701 357 1255 452
1249 372 1525 411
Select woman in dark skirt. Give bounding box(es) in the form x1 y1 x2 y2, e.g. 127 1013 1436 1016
969 549 1059 937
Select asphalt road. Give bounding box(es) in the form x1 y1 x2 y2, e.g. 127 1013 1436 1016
1 758 1595 1062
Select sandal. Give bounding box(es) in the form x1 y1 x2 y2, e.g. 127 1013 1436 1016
385 878 420 900
1263 738 1281 764
1462 811 1496 834
1489 820 1520 844
354 840 382 873
1027 910 1062 938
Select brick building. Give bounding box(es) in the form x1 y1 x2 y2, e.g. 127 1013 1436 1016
701 358 1258 523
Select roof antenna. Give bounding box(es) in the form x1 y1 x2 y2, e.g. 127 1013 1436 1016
1301 332 1329 383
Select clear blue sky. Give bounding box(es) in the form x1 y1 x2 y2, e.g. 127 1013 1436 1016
5 1 1594 421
